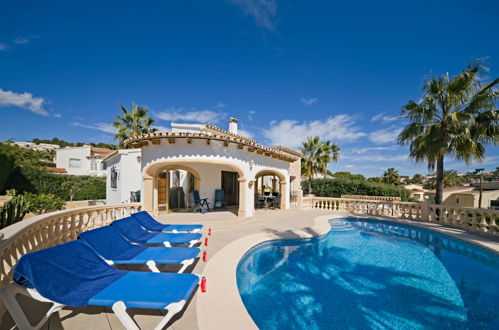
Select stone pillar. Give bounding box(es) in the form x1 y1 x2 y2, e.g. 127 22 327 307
420 199 429 221
280 181 290 210
154 176 160 215
238 178 254 217
143 177 154 214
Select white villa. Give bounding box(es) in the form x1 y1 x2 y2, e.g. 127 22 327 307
56 146 113 176
105 118 302 217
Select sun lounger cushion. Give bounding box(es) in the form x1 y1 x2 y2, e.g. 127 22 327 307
78 226 200 263
14 240 126 307
131 211 203 232
111 217 201 244
88 271 199 309
13 240 199 310
79 226 146 260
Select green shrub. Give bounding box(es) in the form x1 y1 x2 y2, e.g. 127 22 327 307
3 166 106 201
0 193 29 229
303 178 411 201
0 144 17 191
23 192 65 214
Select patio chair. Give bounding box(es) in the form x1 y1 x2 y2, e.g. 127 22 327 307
214 189 227 210
131 210 203 233
78 226 200 273
1 240 199 330
112 217 201 247
271 192 280 209
192 190 210 213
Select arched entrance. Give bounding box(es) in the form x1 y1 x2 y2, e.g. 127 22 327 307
254 169 288 210
143 159 252 217
156 166 200 213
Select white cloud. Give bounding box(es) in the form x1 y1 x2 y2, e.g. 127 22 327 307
152 125 169 131
71 122 117 134
300 97 318 106
248 109 256 120
262 114 367 149
229 0 278 30
368 127 403 144
352 146 398 154
237 128 253 139
371 113 399 122
13 37 29 44
53 113 62 118
0 88 48 115
346 154 409 162
154 108 224 124
0 43 8 51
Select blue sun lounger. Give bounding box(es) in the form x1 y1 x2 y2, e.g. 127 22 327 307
131 211 203 233
78 226 200 273
0 240 199 330
112 217 202 247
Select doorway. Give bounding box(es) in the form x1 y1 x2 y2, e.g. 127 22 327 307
221 171 239 206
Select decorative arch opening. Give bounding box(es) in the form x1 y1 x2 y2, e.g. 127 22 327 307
254 169 288 210
142 159 252 217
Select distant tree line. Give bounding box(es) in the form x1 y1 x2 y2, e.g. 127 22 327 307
0 143 105 201
30 137 118 150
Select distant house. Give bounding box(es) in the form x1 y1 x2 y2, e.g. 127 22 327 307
425 186 499 209
43 167 68 174
56 146 113 176
12 141 60 151
401 184 428 201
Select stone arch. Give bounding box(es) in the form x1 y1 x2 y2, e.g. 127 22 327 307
142 158 251 217
253 168 289 209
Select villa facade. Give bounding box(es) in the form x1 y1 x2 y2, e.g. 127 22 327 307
107 118 302 217
56 146 113 176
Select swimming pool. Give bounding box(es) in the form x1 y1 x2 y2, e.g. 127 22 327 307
237 218 499 329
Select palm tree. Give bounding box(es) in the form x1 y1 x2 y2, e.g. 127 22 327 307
424 170 464 189
382 168 400 185
398 60 498 205
301 136 340 194
113 103 156 147
474 168 485 208
410 173 424 185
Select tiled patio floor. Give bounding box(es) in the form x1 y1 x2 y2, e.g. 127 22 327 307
1 208 498 329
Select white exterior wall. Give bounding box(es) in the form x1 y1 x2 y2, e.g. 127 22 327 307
106 149 142 204
141 138 291 216
56 147 107 176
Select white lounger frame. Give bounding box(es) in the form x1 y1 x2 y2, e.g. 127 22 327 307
162 239 199 248
105 258 195 273
0 282 187 330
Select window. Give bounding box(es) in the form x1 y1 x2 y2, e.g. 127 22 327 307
101 161 107 170
456 198 460 204
69 158 81 168
90 160 97 171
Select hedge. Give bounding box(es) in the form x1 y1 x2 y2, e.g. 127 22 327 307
2 166 106 201
303 178 411 201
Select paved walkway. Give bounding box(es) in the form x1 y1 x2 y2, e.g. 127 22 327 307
1 208 498 330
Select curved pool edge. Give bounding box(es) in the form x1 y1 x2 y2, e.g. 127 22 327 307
196 212 499 330
196 214 332 330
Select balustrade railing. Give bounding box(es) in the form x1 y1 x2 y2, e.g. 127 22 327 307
0 203 141 289
305 197 499 237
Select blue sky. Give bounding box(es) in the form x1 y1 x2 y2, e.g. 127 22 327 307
1 0 498 177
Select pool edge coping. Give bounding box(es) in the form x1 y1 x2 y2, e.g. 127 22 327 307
195 211 499 330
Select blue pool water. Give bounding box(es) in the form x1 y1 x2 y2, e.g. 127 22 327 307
237 218 499 329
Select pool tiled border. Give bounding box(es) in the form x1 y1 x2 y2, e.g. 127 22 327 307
196 212 499 330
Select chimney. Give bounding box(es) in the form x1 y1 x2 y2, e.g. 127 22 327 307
228 117 238 135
